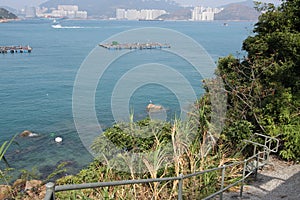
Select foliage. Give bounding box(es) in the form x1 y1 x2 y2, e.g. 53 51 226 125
44 162 68 183
91 117 172 157
19 167 40 181
0 134 18 185
55 116 243 199
217 0 300 160
0 134 17 165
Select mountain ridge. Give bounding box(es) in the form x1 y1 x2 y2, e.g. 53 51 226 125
215 0 260 21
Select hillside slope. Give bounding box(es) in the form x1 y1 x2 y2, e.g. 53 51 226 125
0 8 17 19
215 3 260 21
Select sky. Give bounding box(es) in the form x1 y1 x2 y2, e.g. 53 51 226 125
178 0 281 7
0 0 281 9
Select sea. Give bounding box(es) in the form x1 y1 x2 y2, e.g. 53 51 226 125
0 19 255 180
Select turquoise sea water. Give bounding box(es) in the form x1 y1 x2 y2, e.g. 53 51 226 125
0 19 255 179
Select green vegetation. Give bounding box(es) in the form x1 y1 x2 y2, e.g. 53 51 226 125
0 8 17 20
112 41 119 46
218 0 300 160
1 0 299 199
0 134 17 184
56 117 243 199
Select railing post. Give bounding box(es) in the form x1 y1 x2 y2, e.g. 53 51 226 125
219 165 225 200
263 137 267 160
178 174 183 200
255 153 259 181
240 160 247 198
267 139 272 163
44 182 55 200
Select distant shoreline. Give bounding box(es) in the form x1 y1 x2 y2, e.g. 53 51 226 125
0 18 20 23
6 17 257 23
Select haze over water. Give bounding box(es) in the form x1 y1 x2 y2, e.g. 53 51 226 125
0 19 254 179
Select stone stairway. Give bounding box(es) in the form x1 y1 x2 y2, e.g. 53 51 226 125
218 156 300 200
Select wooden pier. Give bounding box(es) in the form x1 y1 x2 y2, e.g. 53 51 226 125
0 45 32 54
99 42 170 50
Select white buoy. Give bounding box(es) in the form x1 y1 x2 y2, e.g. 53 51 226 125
55 137 63 143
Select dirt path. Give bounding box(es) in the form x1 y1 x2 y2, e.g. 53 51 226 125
222 155 300 200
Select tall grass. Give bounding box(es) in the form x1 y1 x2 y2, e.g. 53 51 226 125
55 113 243 199
0 134 17 197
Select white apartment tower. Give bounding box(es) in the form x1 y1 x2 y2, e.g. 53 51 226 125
58 5 79 11
51 5 87 19
192 6 223 21
116 9 126 19
116 8 166 20
126 9 140 20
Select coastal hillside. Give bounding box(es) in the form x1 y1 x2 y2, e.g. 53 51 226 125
0 8 17 19
40 0 180 17
40 0 262 20
215 1 260 21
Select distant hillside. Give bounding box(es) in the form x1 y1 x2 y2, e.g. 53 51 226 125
40 0 181 17
215 0 260 21
225 0 257 7
160 7 191 20
0 6 18 15
0 8 17 19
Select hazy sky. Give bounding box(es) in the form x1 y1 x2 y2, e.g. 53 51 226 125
0 0 281 9
178 0 281 6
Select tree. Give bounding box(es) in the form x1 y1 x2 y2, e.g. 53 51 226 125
217 0 300 160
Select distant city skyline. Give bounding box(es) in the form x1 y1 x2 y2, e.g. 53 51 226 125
0 0 281 9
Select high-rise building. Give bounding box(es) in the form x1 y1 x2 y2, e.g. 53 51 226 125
116 8 166 20
126 9 139 20
75 11 88 19
58 5 79 12
50 5 87 19
116 9 126 19
191 6 223 21
25 6 37 18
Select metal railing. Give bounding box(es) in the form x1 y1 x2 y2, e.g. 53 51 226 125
44 133 279 200
244 133 279 163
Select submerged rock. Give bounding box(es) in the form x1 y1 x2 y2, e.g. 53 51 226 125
20 130 31 137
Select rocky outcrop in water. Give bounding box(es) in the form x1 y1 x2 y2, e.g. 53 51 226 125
20 130 39 137
147 103 163 111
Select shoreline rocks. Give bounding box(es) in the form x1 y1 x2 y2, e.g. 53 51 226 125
1 179 46 199
0 185 12 199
